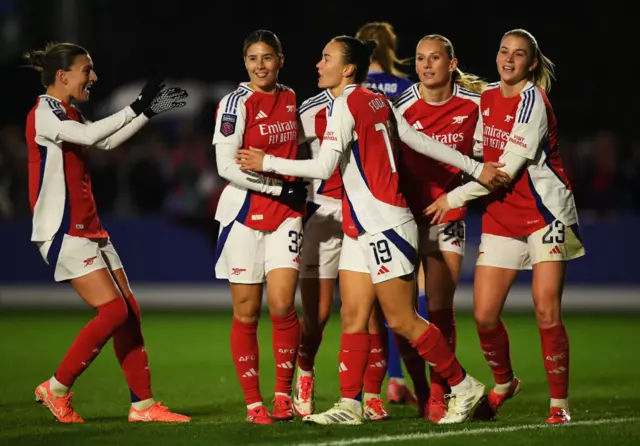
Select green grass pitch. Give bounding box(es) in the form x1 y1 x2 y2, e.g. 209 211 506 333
0 310 638 445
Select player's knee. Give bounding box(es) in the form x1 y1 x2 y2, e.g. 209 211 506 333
534 305 561 329
385 314 412 339
340 304 367 333
267 298 295 318
474 310 500 331
233 300 261 324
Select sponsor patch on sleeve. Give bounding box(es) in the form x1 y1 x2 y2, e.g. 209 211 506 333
220 113 237 137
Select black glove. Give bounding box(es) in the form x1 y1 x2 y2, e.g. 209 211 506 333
279 181 308 208
129 76 165 116
143 87 189 118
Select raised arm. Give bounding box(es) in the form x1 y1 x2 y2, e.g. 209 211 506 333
37 106 138 147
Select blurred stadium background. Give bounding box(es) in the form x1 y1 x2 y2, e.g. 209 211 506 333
0 0 637 311
1 2 640 445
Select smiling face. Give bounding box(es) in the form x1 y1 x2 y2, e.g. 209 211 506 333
415 38 456 90
60 54 97 102
316 41 346 90
496 35 537 86
244 42 282 93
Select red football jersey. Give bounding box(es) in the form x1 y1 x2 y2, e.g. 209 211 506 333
393 83 482 224
319 85 412 237
26 95 108 240
480 82 573 237
213 83 302 231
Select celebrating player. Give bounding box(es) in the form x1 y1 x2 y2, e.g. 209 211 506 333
392 34 487 422
294 89 390 422
356 21 419 408
426 29 584 424
25 42 189 423
212 30 307 425
238 35 510 425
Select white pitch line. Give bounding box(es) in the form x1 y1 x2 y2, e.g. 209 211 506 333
296 417 640 446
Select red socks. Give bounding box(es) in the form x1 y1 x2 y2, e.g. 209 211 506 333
428 309 456 401
478 319 514 384
55 298 128 387
539 323 570 399
411 323 465 387
363 332 387 395
230 318 262 405
112 294 152 402
339 333 370 399
271 309 300 394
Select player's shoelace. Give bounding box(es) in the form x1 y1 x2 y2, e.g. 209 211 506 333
365 398 387 418
56 393 81 420
298 376 314 402
274 396 292 412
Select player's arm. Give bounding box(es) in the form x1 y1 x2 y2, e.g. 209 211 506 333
446 151 529 208
445 89 547 208
246 98 352 180
392 106 483 178
90 115 149 150
36 106 138 147
212 99 283 195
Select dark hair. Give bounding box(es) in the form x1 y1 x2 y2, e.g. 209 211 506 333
332 36 377 84
23 42 89 88
243 29 283 57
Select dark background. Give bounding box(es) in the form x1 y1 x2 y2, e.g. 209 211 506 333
0 0 638 287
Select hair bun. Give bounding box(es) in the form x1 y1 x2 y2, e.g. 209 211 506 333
23 50 46 72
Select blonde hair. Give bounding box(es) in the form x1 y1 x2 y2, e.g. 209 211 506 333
502 29 555 92
418 34 487 94
355 22 411 78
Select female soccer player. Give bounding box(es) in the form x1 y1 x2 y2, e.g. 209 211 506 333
25 42 190 423
212 30 307 425
392 34 486 422
295 88 391 423
238 35 510 425
356 21 417 408
426 29 584 425
356 21 413 98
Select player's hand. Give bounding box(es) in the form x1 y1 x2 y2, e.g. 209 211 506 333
477 162 511 190
129 75 165 116
279 180 309 208
144 87 189 118
237 147 266 172
424 194 451 224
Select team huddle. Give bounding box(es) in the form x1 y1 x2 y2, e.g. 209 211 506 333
24 21 584 428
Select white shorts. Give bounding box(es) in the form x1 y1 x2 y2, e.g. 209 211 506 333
36 235 123 282
215 217 303 284
477 220 586 270
339 220 418 284
418 221 465 256
299 203 343 279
